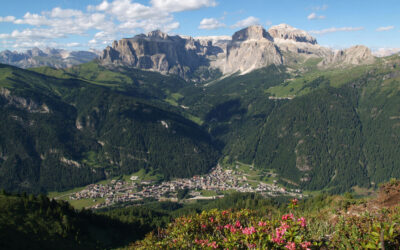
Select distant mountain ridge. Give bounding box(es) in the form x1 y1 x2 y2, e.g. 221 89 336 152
99 24 376 80
0 47 99 69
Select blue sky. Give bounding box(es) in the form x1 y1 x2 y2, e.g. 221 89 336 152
0 0 399 54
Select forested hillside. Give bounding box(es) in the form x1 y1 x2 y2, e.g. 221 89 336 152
0 191 147 249
174 57 400 193
0 64 218 193
0 54 399 194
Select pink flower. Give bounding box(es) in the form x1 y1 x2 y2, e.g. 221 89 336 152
280 222 290 232
298 217 307 227
285 242 296 250
291 198 298 206
195 239 209 246
222 210 228 216
300 241 311 249
281 213 294 221
258 221 267 227
235 220 241 228
224 224 232 229
247 243 257 249
273 222 292 244
272 236 285 244
201 224 207 229
242 226 256 235
209 217 214 223
207 241 218 249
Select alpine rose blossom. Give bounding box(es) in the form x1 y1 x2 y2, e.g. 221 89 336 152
242 226 256 235
298 217 307 227
300 241 312 249
285 242 296 250
258 221 267 227
282 213 294 221
235 220 241 228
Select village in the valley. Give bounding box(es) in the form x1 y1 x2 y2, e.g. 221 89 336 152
68 164 303 209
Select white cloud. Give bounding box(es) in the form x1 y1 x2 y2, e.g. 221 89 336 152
49 7 82 18
14 12 50 26
0 28 65 40
88 0 181 34
198 18 225 30
307 12 325 20
95 0 162 21
231 16 259 29
376 26 395 32
0 16 16 22
309 26 364 35
0 0 217 50
372 47 400 57
66 42 81 47
150 0 217 12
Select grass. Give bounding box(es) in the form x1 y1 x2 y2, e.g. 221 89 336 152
266 64 375 98
186 113 203 125
200 190 218 197
164 98 179 106
48 186 87 199
68 197 106 210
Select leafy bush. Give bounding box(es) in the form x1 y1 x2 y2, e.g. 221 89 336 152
134 199 318 249
134 199 400 249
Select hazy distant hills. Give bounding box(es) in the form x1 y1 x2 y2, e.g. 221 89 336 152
0 47 99 69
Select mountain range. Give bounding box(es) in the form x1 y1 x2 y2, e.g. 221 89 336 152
100 24 375 80
0 47 99 69
0 24 399 194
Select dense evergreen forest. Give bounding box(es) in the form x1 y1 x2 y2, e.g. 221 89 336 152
0 191 288 249
0 63 218 193
0 54 399 194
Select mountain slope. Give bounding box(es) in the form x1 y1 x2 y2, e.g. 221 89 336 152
0 64 218 193
171 56 400 193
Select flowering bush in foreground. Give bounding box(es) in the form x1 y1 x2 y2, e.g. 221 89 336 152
135 199 317 249
330 207 400 249
134 198 400 249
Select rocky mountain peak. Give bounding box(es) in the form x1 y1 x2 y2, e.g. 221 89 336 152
268 24 317 45
232 25 273 42
319 45 375 67
98 25 377 79
337 45 375 64
223 26 282 74
0 48 98 69
27 47 47 57
147 30 169 40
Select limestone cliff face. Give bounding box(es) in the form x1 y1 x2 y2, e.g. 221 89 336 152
99 30 221 80
269 24 317 45
268 24 332 62
320 45 375 67
99 25 377 79
222 26 283 74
